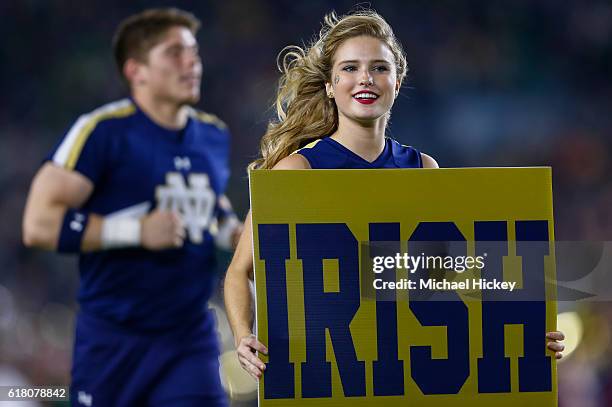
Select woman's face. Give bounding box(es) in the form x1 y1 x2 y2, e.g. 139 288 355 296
326 35 399 126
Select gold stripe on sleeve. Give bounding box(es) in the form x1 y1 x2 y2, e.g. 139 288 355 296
65 104 136 169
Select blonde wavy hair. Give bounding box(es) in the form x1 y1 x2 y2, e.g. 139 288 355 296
250 10 408 170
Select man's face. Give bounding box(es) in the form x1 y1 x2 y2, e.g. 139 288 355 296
135 26 202 105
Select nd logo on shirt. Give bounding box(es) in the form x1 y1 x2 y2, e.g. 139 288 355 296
156 169 216 244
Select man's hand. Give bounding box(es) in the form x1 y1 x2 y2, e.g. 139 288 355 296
546 331 565 359
236 334 268 380
141 210 185 250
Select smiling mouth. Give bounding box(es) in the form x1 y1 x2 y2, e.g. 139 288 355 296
353 91 379 104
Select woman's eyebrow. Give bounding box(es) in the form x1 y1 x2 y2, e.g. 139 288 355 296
337 59 392 64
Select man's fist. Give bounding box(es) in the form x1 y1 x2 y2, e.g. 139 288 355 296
141 210 185 250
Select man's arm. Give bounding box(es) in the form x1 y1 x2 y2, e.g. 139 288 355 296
23 163 100 250
215 194 243 251
23 163 184 252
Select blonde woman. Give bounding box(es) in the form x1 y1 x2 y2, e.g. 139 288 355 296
224 10 565 380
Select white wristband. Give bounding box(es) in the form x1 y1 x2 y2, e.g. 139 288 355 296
101 217 142 249
215 215 240 251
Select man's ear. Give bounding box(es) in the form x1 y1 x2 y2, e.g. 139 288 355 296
124 58 146 87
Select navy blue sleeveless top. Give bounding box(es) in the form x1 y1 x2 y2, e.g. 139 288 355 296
295 137 422 169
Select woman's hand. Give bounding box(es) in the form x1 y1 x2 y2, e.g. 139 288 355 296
237 334 268 380
546 331 565 359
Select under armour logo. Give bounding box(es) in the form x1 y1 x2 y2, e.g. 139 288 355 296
70 212 85 232
77 391 92 406
156 172 215 243
174 156 191 171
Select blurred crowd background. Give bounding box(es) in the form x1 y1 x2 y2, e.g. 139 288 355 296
0 0 610 406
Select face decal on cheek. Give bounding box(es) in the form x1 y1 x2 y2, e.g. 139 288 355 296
334 74 340 85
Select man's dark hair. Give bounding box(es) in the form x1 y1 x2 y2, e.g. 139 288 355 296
112 8 200 82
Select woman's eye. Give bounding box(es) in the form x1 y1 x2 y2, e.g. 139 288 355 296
342 65 357 72
373 65 389 72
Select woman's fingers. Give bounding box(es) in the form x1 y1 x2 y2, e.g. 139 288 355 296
547 341 565 353
546 331 565 341
237 334 268 379
238 352 264 379
244 335 268 354
545 331 565 360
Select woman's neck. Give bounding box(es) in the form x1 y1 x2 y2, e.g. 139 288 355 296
331 116 387 162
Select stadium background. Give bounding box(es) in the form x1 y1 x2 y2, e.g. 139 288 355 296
0 0 610 405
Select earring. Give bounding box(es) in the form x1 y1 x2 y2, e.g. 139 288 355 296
327 91 334 98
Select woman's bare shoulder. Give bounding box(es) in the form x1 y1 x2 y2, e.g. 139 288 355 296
272 154 312 170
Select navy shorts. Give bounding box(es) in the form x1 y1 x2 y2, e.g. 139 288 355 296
70 311 228 407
